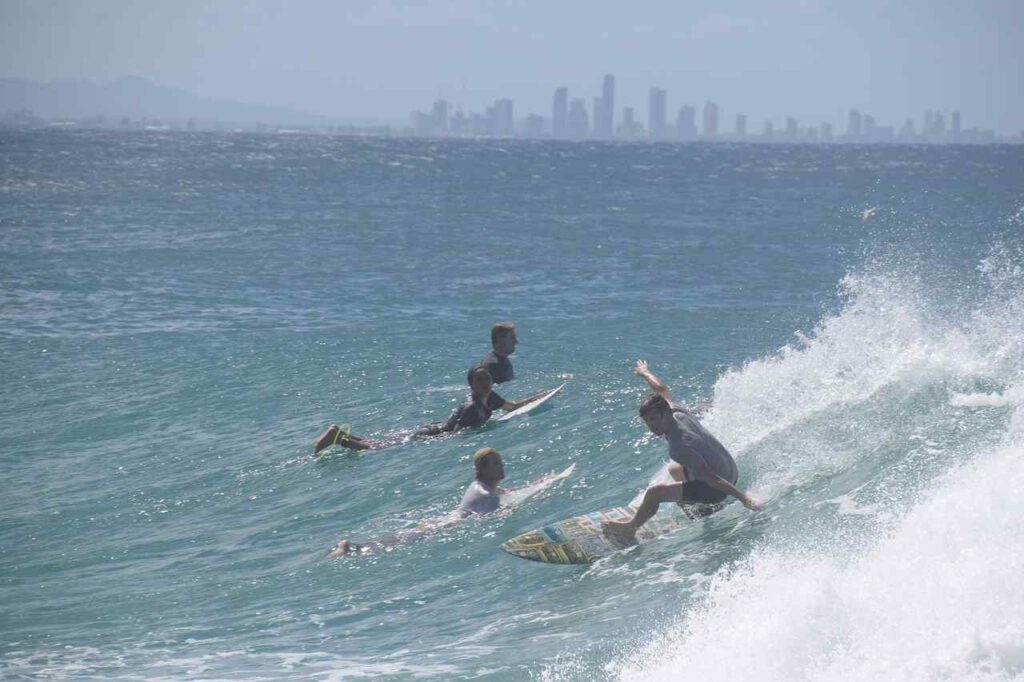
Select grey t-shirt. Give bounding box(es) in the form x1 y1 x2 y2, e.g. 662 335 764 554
457 480 500 516
665 402 738 485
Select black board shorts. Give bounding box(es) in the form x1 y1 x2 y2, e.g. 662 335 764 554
679 480 728 505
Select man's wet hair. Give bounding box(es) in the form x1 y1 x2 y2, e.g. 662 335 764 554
639 393 671 417
491 322 515 345
469 366 493 385
473 447 500 474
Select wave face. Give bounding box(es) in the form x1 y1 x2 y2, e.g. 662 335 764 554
611 243 1024 682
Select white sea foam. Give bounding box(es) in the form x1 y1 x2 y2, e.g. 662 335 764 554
705 269 984 455
617 439 1024 682
950 387 1024 408
609 248 1024 682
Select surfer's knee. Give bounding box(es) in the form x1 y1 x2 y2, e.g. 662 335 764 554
645 483 678 503
327 539 352 558
667 462 685 481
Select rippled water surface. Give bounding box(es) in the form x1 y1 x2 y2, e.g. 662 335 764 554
2 130 1023 680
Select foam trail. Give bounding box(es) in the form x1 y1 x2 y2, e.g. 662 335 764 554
610 246 1024 682
617 436 1024 682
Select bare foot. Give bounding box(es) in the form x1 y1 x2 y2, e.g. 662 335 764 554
601 520 637 545
327 539 352 558
314 424 340 455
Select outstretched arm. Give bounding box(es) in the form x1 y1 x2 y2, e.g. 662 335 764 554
635 360 674 403
501 388 552 412
698 463 763 511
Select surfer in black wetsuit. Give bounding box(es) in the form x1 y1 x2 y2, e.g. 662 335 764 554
601 361 763 544
313 367 549 455
467 322 517 386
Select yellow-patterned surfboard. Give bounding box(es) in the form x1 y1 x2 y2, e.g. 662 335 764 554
500 504 691 565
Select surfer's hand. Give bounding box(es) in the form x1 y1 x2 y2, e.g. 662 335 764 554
743 497 764 512
635 360 650 376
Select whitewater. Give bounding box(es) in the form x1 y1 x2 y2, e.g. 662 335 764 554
603 243 1024 682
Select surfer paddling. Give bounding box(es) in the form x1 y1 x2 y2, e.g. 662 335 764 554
329 447 530 557
314 367 550 455
467 322 517 386
602 361 762 544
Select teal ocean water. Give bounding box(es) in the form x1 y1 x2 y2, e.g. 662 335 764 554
2 130 1023 680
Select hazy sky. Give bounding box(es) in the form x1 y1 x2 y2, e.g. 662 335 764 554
2 0 1022 133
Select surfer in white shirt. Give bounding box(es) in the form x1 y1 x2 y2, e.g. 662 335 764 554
328 447 511 558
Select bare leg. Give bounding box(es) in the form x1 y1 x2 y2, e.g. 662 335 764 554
667 462 686 481
314 424 375 455
601 483 683 543
326 530 418 558
327 539 354 558
314 424 341 454
327 539 352 558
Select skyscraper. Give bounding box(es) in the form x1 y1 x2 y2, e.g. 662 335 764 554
449 109 468 136
618 106 641 139
595 74 615 139
552 87 568 139
567 98 589 140
863 114 876 142
703 101 719 139
932 111 946 139
491 98 514 138
593 96 603 138
847 108 863 141
431 100 449 134
785 116 798 141
676 105 697 141
648 88 667 141
735 113 747 138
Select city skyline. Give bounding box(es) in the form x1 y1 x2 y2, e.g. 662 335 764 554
411 73 1006 144
0 71 1012 145
2 1 1022 135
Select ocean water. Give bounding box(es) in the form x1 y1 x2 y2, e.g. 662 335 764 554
1 130 1022 681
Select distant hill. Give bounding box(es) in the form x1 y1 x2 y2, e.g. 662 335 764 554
0 76 329 126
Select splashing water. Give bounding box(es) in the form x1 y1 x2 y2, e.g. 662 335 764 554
607 244 1024 682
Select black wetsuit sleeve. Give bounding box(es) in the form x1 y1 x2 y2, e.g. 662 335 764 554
486 391 505 411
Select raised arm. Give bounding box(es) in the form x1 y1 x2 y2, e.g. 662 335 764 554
698 462 763 511
635 360 674 403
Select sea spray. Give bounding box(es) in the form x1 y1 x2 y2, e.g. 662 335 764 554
609 247 1024 682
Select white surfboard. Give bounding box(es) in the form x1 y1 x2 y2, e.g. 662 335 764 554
494 382 567 422
332 464 575 557
500 463 576 507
